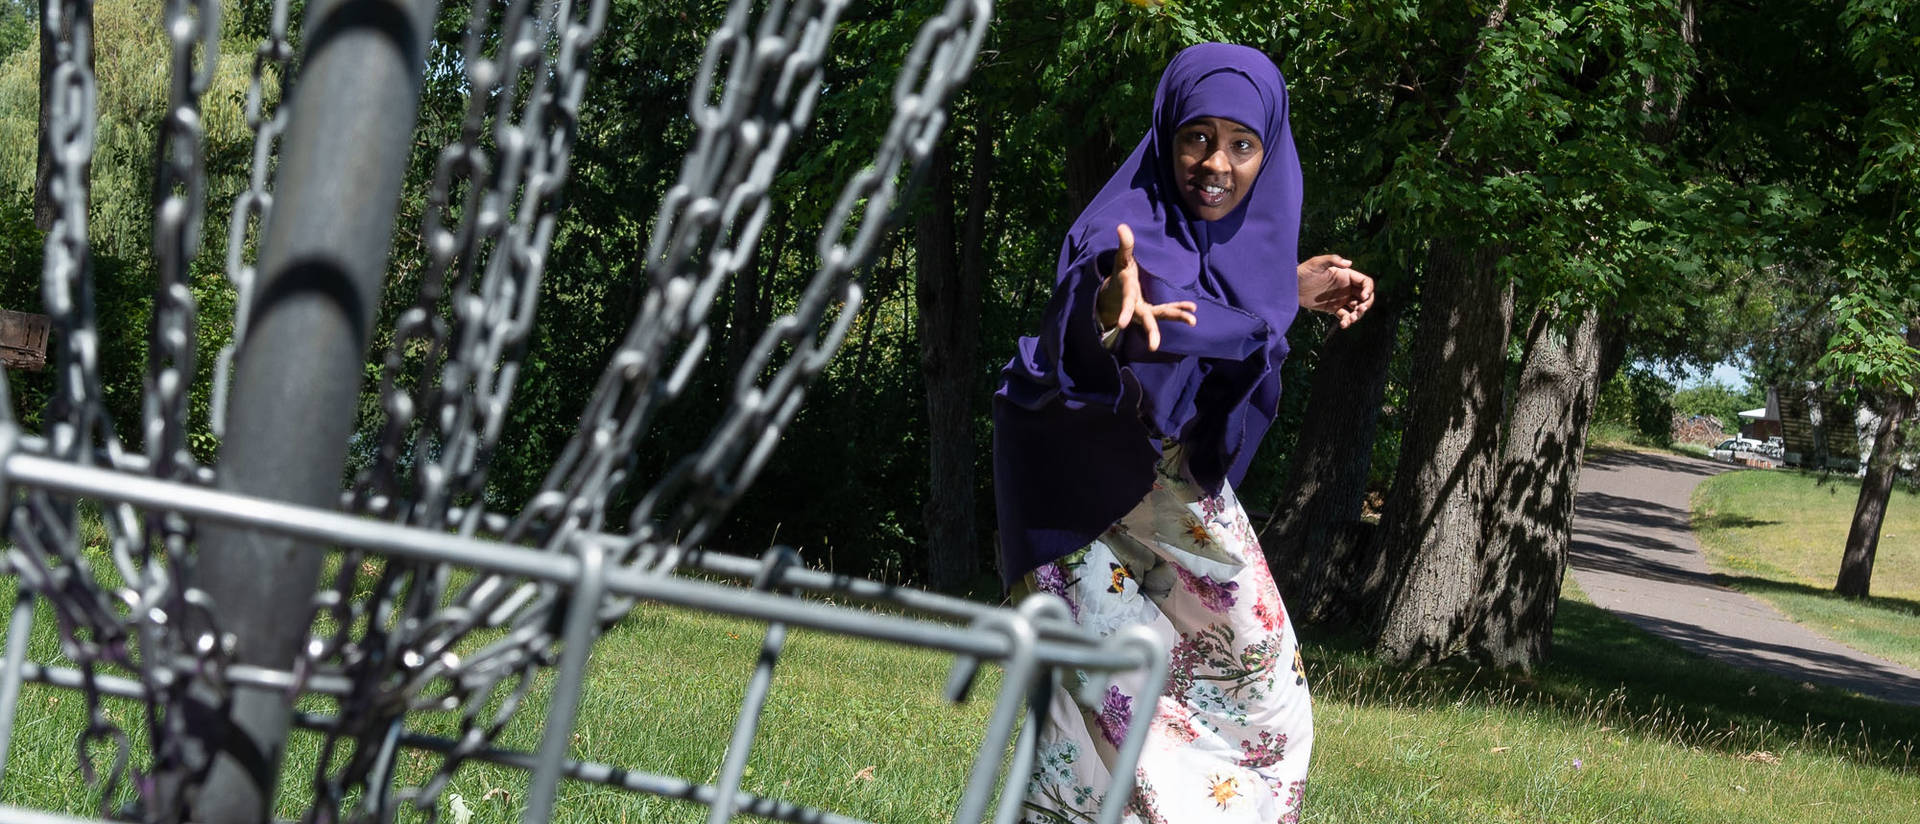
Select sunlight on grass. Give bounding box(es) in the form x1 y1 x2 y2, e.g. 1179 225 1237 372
7 571 1920 823
1692 469 1920 671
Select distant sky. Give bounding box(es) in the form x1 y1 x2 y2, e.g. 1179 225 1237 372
1670 359 1753 389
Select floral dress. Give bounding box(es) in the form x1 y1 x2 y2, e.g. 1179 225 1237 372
1021 445 1312 824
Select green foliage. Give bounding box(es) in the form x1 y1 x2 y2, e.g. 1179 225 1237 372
0 0 258 460
1821 283 1920 397
0 0 30 64
1670 379 1767 435
1594 366 1675 446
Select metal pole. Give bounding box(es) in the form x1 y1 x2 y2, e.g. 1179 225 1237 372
188 0 438 819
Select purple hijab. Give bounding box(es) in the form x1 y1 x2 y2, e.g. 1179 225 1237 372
992 43 1303 585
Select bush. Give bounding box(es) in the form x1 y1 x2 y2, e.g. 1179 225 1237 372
1593 366 1675 447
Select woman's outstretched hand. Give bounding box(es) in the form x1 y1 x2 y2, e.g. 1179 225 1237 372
1298 254 1375 328
1096 223 1198 351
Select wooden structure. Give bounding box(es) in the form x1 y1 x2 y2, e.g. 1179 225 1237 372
0 309 49 371
1774 384 1861 470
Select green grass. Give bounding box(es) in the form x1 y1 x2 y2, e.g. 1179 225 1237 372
1584 422 1710 461
6 571 1920 823
1692 468 1920 671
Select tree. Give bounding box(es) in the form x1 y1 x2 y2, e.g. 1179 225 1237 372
1359 0 1702 667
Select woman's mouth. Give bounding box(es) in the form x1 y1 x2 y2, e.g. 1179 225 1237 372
1191 181 1229 207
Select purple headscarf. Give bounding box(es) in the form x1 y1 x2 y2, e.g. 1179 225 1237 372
992 43 1303 585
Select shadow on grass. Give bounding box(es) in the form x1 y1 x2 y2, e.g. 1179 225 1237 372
1300 599 1920 775
1715 574 1920 619
1694 513 1783 530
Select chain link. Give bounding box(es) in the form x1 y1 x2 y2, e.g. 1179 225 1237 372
14 1 142 816
310 0 618 817
4 1 997 820
212 0 295 438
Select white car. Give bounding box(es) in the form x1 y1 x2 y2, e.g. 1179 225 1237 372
1709 437 1766 462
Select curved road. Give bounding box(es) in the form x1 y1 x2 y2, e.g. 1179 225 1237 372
1568 450 1920 706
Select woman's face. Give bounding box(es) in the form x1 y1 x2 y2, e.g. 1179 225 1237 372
1169 116 1264 222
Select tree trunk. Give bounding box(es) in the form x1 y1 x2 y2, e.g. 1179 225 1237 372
1836 325 1919 599
36 0 92 231
1373 241 1513 666
1471 308 1603 669
916 119 991 592
1266 293 1402 627
726 211 788 372
1806 381 1830 470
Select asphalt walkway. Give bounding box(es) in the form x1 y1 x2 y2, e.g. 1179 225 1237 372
1567 449 1920 706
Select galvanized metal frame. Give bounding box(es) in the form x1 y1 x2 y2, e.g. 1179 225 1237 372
0 0 1169 822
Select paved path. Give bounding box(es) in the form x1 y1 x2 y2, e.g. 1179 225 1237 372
1567 450 1920 706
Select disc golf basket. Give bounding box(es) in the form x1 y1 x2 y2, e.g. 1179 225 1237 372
0 1 1167 822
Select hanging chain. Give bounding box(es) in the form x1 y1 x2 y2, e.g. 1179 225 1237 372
147 0 218 481
5 1 995 820
13 0 138 816
211 0 296 438
532 0 992 570
306 0 617 818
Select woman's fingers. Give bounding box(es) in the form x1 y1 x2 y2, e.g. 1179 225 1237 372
1151 300 1198 327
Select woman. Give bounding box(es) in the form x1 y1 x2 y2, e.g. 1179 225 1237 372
993 43 1373 823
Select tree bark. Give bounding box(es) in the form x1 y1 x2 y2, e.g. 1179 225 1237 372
1373 241 1513 666
1836 326 1920 599
1472 308 1603 669
1266 293 1402 627
916 119 991 592
35 0 92 231
725 210 788 372
1805 382 1830 470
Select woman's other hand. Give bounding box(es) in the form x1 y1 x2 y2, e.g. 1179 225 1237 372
1096 223 1198 351
1297 254 1375 328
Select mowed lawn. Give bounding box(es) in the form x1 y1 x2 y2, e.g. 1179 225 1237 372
4 570 1918 823
1692 468 1920 671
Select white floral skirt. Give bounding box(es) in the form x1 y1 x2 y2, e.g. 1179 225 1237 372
1021 447 1312 824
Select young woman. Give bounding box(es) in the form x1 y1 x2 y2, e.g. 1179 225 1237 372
993 43 1373 823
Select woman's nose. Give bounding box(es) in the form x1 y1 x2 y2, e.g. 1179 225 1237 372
1202 148 1231 173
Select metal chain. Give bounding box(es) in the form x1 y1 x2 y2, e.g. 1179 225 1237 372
300 0 990 817
4 1 1002 821
211 0 296 438
306 0 616 818
590 0 991 569
5 1 240 817
147 0 218 481
13 1 140 816
141 1 238 816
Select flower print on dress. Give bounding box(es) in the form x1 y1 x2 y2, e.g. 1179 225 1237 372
1237 729 1288 770
1126 770 1170 824
1204 769 1252 812
1071 541 1161 638
1096 685 1134 748
1031 563 1079 620
1024 739 1099 824
1183 681 1251 730
1175 563 1239 612
1149 696 1200 748
1280 779 1307 824
1197 490 1228 522
1251 590 1283 633
1030 738 1080 789
1236 635 1284 694
1171 623 1277 701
